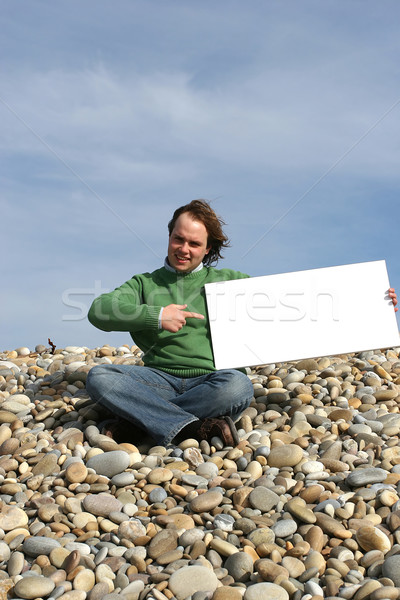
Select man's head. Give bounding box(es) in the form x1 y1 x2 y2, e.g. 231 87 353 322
167 200 230 272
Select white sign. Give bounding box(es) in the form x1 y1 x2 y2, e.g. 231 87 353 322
205 260 399 369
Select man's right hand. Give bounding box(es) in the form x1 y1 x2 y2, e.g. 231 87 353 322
161 304 205 332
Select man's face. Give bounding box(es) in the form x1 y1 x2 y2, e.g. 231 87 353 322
168 212 210 272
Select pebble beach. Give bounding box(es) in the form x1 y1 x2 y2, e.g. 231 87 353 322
1 344 400 600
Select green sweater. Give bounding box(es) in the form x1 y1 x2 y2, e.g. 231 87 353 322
88 266 249 377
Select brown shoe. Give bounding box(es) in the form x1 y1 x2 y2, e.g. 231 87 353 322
98 418 140 443
196 416 240 447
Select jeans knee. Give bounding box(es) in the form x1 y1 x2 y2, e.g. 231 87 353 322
86 364 110 395
224 371 253 400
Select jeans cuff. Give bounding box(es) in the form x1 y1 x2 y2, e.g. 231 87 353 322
164 417 199 446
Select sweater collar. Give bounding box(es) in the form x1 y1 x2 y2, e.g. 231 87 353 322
164 257 204 275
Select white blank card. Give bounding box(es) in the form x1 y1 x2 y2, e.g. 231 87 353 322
205 260 399 369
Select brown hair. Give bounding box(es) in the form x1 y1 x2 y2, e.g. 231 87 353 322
168 199 230 266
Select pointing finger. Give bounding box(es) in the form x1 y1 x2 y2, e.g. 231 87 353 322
184 312 205 320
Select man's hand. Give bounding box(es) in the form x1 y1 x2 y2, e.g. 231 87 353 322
389 288 398 313
161 304 205 332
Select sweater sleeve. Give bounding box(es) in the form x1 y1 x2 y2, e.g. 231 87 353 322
88 276 162 333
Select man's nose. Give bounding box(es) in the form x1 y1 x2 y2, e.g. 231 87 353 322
180 242 189 253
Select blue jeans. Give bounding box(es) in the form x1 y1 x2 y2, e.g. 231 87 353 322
86 365 254 446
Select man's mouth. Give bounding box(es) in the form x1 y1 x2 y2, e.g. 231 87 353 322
175 255 189 263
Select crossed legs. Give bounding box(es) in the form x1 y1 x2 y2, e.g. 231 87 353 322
86 364 254 446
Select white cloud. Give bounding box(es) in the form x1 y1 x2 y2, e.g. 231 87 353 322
2 52 400 190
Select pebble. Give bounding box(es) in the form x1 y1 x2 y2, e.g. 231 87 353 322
213 514 235 531
190 489 223 512
168 565 219 599
32 452 59 476
286 497 316 523
356 526 391 553
225 552 254 582
148 529 179 558
14 575 55 599
249 486 280 512
382 554 400 586
82 494 123 516
8 550 24 575
0 505 28 530
23 536 61 556
346 467 388 487
248 527 275 546
271 518 297 537
196 461 219 479
86 451 130 477
210 538 240 556
148 486 168 503
267 444 303 467
244 582 289 600
118 518 147 540
213 588 243 600
1 344 400 599
73 568 95 592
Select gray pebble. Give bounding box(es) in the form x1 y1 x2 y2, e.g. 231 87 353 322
23 537 61 557
382 554 400 586
213 514 235 531
149 487 168 503
249 486 280 512
346 468 388 487
225 551 254 582
272 518 298 538
86 450 130 477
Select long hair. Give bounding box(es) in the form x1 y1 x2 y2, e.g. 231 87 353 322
168 199 230 266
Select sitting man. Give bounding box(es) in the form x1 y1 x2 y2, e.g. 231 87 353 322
86 200 254 446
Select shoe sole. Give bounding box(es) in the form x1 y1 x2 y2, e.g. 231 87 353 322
224 416 240 446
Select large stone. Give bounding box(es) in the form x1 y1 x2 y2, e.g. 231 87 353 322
346 468 388 488
189 490 223 513
148 530 179 559
244 582 289 600
268 444 303 468
213 587 243 600
23 537 61 557
225 551 254 582
382 555 400 586
356 526 391 554
118 519 147 541
0 506 28 531
314 513 352 539
256 559 289 582
249 487 280 512
272 518 297 538
14 576 55 599
86 450 130 477
286 497 316 524
168 565 219 600
248 528 275 546
0 542 10 562
73 568 96 592
82 494 123 517
31 452 59 476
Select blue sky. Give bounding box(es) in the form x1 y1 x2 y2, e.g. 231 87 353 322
2 1 400 351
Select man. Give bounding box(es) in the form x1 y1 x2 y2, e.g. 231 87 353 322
86 200 254 447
